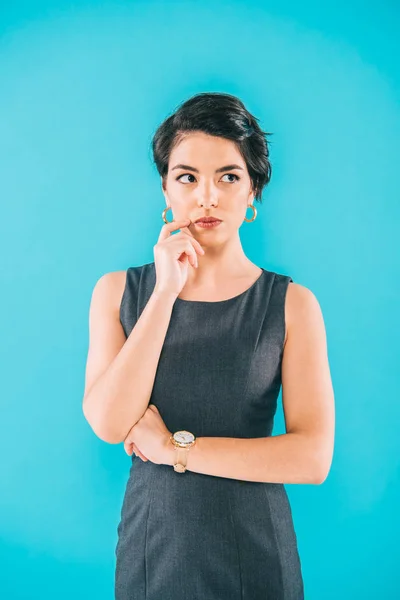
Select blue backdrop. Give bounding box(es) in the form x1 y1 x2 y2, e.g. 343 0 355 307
0 1 398 598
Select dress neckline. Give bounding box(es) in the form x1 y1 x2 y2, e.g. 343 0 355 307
175 267 266 305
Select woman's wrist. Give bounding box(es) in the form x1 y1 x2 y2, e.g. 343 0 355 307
161 432 176 466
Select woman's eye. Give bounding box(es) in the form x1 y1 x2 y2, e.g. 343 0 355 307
176 173 240 183
222 173 240 183
176 174 196 183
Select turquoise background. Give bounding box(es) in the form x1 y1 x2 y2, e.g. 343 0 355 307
0 1 398 598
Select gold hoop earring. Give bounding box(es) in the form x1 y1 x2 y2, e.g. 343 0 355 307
162 206 173 224
244 204 257 222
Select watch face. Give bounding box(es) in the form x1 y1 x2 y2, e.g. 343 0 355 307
173 430 194 444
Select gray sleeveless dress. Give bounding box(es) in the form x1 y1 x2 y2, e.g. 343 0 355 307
115 261 304 600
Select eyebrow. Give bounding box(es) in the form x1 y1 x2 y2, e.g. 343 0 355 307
171 163 244 173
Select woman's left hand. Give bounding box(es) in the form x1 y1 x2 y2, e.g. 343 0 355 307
123 404 173 465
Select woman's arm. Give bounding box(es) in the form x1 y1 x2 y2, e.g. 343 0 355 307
83 271 177 444
162 283 335 484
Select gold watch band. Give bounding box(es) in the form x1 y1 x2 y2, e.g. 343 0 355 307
170 431 196 473
173 446 188 473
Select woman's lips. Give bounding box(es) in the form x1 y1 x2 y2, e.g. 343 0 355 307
195 220 222 228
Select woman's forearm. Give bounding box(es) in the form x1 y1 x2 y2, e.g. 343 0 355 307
164 432 328 484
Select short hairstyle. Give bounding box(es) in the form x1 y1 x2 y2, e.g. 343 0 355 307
150 92 273 203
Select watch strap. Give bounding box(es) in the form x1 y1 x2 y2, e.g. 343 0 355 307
173 446 188 473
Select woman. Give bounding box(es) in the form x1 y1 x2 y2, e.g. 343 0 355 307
83 92 335 599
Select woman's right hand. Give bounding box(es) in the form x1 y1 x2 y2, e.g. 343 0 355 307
153 218 205 297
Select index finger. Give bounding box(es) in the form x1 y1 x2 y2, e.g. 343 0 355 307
157 219 191 243
178 222 197 239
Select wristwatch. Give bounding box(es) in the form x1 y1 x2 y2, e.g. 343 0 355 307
169 430 196 473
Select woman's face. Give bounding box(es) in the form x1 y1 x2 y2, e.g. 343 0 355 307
162 131 254 239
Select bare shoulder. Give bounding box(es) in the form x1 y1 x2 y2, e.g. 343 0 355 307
90 270 128 314
284 281 325 347
83 270 128 400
